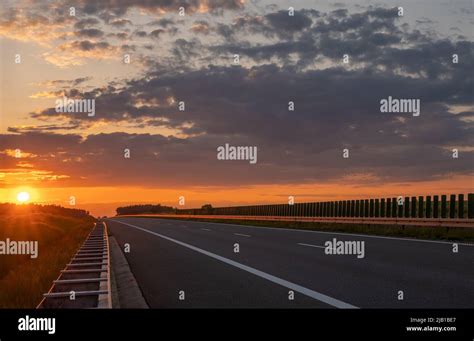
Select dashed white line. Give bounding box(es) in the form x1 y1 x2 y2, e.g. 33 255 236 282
201 228 211 231
234 233 251 237
155 219 474 246
298 243 325 249
110 219 357 309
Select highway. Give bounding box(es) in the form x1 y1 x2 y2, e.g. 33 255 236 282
106 217 474 308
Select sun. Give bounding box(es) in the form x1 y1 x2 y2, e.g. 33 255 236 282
17 191 30 203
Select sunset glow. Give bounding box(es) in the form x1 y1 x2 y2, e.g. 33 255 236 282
0 0 472 217
16 191 30 203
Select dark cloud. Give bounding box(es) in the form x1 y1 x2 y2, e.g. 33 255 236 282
147 18 175 28
2 5 472 189
65 0 244 16
108 32 129 40
150 29 165 38
68 40 111 51
74 18 100 29
24 55 473 185
134 30 147 37
74 28 104 38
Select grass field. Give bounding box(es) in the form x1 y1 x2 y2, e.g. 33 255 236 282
0 204 96 308
123 215 474 243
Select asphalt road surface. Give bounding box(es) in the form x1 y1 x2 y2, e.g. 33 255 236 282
106 217 474 308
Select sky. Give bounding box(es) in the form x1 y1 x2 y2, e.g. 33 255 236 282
0 0 473 216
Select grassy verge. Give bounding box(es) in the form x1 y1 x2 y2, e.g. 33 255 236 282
0 204 96 308
123 215 474 243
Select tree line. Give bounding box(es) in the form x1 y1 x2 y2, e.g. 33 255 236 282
116 204 176 215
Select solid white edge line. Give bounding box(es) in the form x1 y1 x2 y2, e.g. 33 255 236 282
109 219 358 309
138 217 473 247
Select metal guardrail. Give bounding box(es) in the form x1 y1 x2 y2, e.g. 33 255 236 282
175 193 474 220
145 214 474 228
37 221 112 309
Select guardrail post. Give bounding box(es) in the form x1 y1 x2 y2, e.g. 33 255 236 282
404 197 410 218
458 194 464 218
411 196 416 218
386 198 391 217
426 196 432 218
392 198 397 218
369 199 374 217
469 193 474 219
397 198 403 218
375 199 380 217
418 196 424 218
364 199 369 217
450 194 456 218
355 200 360 217
441 195 447 218
380 198 385 217
433 195 439 218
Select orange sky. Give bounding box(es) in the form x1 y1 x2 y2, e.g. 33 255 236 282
1 1 473 217
1 174 472 216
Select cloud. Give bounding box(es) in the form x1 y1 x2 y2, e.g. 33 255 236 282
42 40 120 67
74 18 101 29
109 18 132 27
64 0 245 16
1 4 472 190
191 20 210 34
74 28 105 38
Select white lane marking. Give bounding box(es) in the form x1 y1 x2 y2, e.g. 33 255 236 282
148 218 473 247
234 233 251 237
298 243 325 249
110 219 357 309
201 228 211 231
